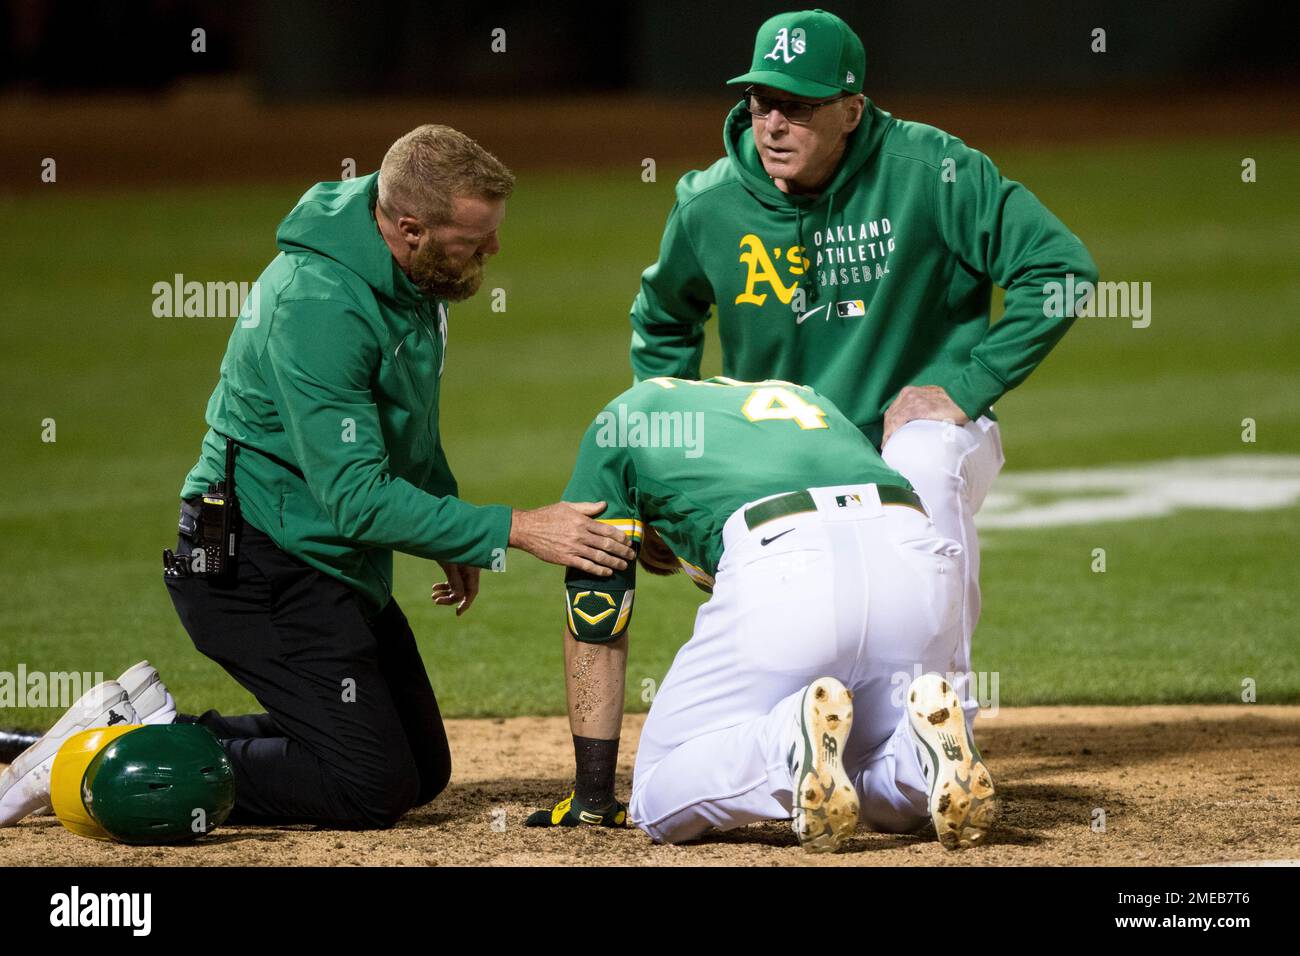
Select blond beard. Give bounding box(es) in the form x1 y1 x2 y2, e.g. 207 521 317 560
409 242 485 302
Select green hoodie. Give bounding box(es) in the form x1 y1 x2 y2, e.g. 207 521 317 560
180 172 511 613
629 101 1099 445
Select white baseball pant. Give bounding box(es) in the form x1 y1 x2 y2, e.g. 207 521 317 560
629 483 964 844
881 416 1005 727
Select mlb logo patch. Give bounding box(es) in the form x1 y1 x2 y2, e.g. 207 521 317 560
836 300 866 318
835 494 863 508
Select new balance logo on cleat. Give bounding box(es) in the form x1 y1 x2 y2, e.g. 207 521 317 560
940 732 963 761
822 733 838 760
907 673 1000 850
790 677 858 853
106 710 127 726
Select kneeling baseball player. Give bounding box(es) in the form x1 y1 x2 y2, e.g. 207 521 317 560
527 377 998 851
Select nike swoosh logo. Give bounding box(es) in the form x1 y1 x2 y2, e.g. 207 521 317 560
795 304 829 325
761 528 795 546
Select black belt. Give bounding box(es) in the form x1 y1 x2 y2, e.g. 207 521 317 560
743 485 926 531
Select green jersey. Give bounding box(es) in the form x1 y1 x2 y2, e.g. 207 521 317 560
180 173 511 613
560 377 908 639
629 100 1098 446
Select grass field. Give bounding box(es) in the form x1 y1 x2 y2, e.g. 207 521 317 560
2 134 1298 726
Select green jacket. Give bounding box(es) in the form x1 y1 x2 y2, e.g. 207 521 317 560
630 101 1099 445
181 172 511 613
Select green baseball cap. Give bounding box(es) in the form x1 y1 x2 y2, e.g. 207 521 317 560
728 9 866 98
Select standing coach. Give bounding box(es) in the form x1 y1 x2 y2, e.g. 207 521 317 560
164 125 635 830
628 8 1097 819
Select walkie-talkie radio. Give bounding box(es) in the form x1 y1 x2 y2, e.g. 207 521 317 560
164 437 240 581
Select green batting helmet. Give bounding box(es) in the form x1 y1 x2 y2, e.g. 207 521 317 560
81 724 236 845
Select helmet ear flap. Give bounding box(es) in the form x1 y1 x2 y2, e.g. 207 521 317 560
51 724 145 840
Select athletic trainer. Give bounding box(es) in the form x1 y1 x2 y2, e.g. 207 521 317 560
153 125 634 830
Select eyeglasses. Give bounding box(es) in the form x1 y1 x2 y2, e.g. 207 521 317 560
744 87 852 125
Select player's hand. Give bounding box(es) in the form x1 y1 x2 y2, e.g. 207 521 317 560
524 790 627 829
881 385 971 448
432 561 480 616
508 502 636 577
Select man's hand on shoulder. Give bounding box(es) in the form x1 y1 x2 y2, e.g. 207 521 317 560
881 385 970 448
508 501 636 577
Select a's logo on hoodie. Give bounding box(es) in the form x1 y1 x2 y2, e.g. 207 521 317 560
735 234 809 307
764 27 806 64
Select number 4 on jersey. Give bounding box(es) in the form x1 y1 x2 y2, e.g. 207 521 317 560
742 386 828 430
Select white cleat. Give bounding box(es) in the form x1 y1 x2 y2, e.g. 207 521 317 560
116 660 177 726
906 672 999 850
789 676 859 853
0 681 138 827
24 662 172 818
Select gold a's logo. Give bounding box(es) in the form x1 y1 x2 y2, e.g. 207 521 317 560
735 234 808 307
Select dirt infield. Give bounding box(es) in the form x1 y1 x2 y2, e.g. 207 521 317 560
2 705 1298 867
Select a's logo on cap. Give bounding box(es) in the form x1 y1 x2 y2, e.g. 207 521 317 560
764 27 807 64
846 70 856 84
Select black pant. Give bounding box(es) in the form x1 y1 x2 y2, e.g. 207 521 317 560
164 513 451 829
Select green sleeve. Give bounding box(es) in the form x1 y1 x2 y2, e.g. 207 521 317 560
933 142 1099 419
422 436 459 500
561 417 642 548
629 198 715 383
265 299 511 567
